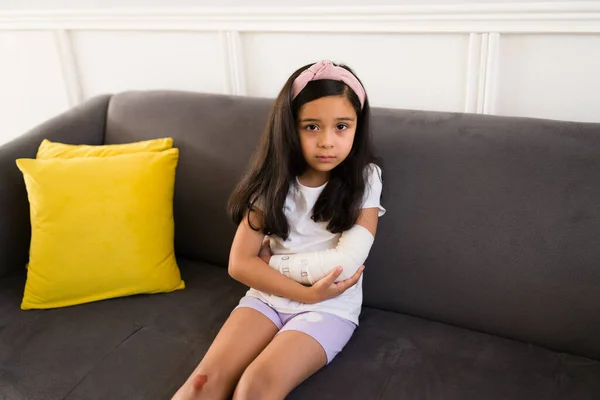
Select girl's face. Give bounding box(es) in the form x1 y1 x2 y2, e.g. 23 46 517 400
297 95 357 183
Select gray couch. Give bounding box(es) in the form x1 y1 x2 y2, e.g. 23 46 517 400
1 90 599 400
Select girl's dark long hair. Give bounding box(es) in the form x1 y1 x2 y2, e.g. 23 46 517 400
228 62 380 240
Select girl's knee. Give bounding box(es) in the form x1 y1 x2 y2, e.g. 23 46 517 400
234 364 280 400
184 368 237 400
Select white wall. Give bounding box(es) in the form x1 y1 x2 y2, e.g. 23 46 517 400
0 31 71 143
496 34 600 123
1 2 599 145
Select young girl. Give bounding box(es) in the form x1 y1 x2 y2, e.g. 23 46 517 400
173 60 385 400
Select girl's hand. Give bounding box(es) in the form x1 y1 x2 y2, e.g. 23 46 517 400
258 239 273 264
305 265 365 304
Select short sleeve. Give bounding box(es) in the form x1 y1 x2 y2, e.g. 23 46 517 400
361 164 386 217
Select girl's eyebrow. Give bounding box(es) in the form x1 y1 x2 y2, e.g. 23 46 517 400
300 117 356 122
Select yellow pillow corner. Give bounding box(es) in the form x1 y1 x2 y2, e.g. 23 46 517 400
18 148 184 310
36 137 173 159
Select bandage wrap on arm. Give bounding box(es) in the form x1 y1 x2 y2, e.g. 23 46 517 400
268 224 374 284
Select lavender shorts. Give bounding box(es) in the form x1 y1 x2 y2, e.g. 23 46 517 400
233 296 356 364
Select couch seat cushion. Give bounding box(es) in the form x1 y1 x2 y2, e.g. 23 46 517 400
1 260 599 399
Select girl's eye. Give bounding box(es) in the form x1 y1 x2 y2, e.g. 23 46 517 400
305 124 318 131
336 124 348 130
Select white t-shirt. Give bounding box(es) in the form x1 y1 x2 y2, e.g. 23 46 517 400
246 163 385 325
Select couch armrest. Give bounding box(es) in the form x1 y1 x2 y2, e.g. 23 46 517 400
0 95 112 279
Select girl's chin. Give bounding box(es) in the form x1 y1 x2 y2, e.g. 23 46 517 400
309 165 335 173
309 160 339 170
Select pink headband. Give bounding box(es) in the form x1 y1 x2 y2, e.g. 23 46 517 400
291 60 366 108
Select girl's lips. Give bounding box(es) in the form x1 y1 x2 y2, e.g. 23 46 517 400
316 156 336 162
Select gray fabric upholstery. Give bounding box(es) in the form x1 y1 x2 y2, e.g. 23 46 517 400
1 261 599 400
291 307 600 400
366 108 600 360
0 95 110 279
1 90 599 398
103 91 600 360
0 260 246 400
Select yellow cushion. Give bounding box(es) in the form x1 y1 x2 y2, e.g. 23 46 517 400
16 148 184 310
36 137 173 159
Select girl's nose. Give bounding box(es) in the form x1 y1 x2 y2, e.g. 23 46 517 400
318 130 334 149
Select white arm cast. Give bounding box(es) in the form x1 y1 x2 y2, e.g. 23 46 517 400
268 224 374 284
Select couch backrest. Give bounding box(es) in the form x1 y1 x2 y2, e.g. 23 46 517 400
104 90 600 360
105 91 268 268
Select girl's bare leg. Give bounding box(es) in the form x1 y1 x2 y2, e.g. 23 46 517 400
233 331 327 400
171 307 278 400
